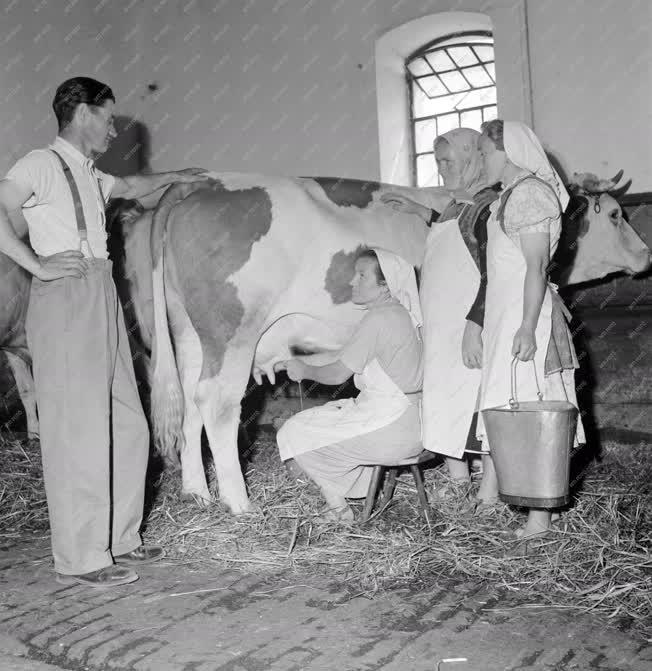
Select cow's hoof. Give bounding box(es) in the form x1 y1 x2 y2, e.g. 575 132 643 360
180 491 214 507
226 500 257 516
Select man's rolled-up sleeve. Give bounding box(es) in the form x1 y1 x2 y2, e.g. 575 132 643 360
5 150 53 207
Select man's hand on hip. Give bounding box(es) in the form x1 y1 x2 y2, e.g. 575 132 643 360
36 250 89 281
174 168 212 183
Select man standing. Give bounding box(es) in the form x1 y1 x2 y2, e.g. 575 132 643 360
0 77 208 587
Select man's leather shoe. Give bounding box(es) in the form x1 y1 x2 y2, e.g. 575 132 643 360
56 564 138 587
114 545 165 565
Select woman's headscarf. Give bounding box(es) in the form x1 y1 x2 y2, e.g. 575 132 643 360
503 121 570 210
436 128 488 201
372 248 423 331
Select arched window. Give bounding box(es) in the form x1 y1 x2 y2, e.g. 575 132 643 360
376 9 531 186
407 32 497 186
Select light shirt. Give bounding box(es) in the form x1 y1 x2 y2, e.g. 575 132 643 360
4 136 115 259
340 302 424 394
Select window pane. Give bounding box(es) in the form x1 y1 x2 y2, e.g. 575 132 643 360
425 49 455 72
413 87 468 118
484 62 496 81
460 109 482 130
463 65 493 87
416 74 448 98
454 86 497 109
473 45 494 62
407 58 432 77
416 154 438 187
436 113 458 135
482 106 498 122
439 70 469 93
447 46 478 68
414 118 438 153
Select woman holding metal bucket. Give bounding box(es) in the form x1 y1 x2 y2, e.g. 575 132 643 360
476 120 584 540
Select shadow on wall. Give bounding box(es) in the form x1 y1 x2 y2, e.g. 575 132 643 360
96 116 151 176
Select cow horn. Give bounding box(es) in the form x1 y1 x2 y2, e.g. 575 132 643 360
609 178 632 200
606 169 624 189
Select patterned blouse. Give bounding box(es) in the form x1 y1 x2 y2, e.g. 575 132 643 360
495 176 562 254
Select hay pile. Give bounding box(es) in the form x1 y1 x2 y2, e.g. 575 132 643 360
0 435 48 536
1 430 650 640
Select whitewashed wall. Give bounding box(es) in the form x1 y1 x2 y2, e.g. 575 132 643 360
1 0 650 190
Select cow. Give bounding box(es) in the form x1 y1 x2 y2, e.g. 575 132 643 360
551 170 650 285
0 212 38 438
109 171 650 515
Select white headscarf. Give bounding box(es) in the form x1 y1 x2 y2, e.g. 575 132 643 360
372 248 423 331
503 121 569 210
437 128 488 200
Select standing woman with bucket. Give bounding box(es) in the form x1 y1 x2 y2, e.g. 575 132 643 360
380 129 500 497
476 119 584 540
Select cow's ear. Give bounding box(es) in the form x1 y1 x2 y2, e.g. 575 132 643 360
565 194 589 227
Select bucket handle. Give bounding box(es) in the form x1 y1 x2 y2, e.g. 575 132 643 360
508 357 543 409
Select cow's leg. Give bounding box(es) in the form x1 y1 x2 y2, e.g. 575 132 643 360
5 352 39 437
166 290 211 503
195 346 254 515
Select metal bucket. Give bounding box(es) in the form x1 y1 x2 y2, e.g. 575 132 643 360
481 358 578 508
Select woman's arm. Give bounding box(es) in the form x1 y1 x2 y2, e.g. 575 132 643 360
464 205 491 327
379 192 437 225
277 359 353 386
513 232 550 360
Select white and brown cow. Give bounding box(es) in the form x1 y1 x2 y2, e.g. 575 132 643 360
113 172 649 514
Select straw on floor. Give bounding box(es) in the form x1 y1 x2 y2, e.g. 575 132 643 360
0 430 650 641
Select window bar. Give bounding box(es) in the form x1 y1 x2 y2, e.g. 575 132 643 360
411 82 494 104
468 45 495 83
413 102 498 124
442 47 476 91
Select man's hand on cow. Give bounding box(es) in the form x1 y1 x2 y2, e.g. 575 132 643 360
174 168 212 183
461 320 483 369
275 359 305 382
36 250 89 281
512 326 537 361
380 192 431 224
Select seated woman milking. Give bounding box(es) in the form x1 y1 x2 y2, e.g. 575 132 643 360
275 248 424 523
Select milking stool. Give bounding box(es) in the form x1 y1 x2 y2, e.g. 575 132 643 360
360 450 437 523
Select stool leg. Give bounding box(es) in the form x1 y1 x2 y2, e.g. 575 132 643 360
378 468 398 511
361 466 385 523
410 464 431 521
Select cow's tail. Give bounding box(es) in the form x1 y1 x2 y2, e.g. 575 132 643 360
150 252 183 467
149 181 209 467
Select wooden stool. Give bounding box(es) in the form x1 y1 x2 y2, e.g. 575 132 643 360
360 450 437 523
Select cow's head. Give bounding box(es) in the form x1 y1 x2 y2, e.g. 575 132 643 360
551 171 651 286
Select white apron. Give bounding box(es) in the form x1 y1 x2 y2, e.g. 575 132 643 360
277 358 410 461
421 210 483 459
476 207 553 443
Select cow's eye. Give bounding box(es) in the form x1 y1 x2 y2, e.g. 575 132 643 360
608 209 620 225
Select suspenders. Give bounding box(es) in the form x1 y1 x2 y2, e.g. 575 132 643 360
51 149 105 258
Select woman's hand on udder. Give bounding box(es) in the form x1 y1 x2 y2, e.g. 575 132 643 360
275 359 305 382
512 326 537 361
